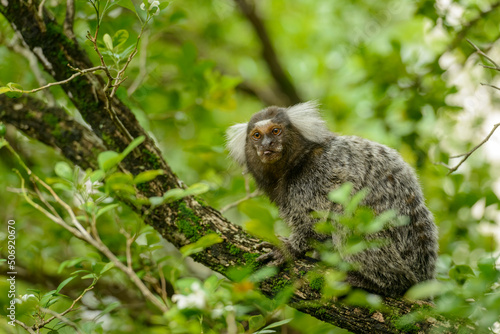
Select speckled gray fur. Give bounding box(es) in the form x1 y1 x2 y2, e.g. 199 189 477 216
226 102 438 297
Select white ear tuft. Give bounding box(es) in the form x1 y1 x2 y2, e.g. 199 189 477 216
286 101 330 143
226 123 248 166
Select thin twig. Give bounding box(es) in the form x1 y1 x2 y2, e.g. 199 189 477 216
85 23 135 144
14 320 36 334
480 64 500 72
466 39 500 69
111 19 151 98
220 190 261 213
14 66 107 94
445 122 500 174
35 284 95 331
480 82 500 91
7 35 56 105
39 308 84 334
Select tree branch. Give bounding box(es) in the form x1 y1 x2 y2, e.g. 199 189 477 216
0 94 105 170
233 0 302 105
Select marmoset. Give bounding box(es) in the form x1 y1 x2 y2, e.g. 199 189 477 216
226 101 438 297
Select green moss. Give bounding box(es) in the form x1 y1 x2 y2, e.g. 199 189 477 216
228 244 242 256
176 201 202 242
43 113 59 127
101 133 116 148
242 252 259 268
309 276 325 292
271 276 292 294
141 148 161 169
51 128 62 141
137 182 150 193
194 196 208 207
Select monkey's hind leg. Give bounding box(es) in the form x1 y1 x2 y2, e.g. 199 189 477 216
344 249 419 298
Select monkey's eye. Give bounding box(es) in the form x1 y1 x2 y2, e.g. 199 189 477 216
271 128 282 136
252 132 262 140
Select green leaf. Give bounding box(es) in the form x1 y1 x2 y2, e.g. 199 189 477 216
96 203 120 218
4 82 23 98
180 233 223 257
98 151 121 172
106 172 135 194
103 33 114 50
244 219 279 245
148 196 165 206
145 232 160 246
113 0 136 13
40 290 57 307
81 274 96 279
159 1 170 10
120 136 145 158
0 87 10 95
345 188 368 214
405 280 445 300
167 183 209 200
55 276 76 294
58 258 86 274
118 44 136 59
262 318 293 329
249 267 278 283
449 264 475 284
100 262 115 275
154 183 210 205
133 169 164 184
328 182 353 206
54 161 73 180
7 82 23 91
203 275 221 293
112 29 129 48
98 301 120 317
255 318 293 333
90 169 105 182
249 315 266 332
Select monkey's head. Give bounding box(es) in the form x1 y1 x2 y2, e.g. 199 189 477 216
226 101 332 168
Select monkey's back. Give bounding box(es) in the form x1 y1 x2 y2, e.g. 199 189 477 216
282 135 438 295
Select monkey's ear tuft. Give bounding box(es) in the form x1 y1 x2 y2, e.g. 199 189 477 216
286 101 331 143
226 123 248 166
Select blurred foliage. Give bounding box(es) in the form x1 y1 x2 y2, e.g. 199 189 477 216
1 0 500 333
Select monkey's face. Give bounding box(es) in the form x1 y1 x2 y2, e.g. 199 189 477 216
248 119 284 164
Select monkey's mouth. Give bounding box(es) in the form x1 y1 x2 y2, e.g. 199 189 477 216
259 150 282 163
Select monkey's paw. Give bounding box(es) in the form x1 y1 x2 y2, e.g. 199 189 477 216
255 238 293 267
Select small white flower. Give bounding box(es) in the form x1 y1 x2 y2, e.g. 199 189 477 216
171 283 207 310
140 0 161 15
15 294 37 304
149 1 160 15
21 294 36 302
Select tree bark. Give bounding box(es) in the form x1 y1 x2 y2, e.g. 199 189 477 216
0 2 473 333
